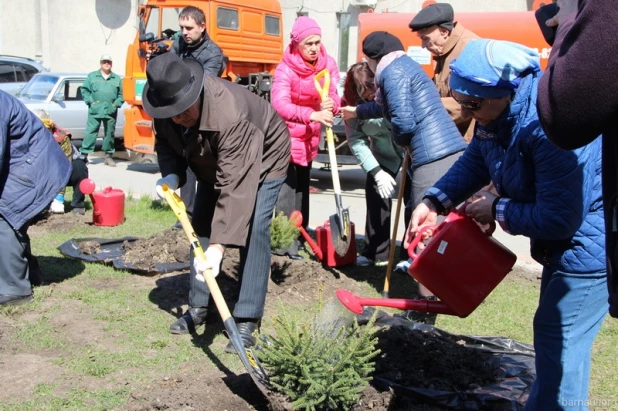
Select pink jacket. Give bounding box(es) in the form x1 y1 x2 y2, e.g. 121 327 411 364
272 45 341 166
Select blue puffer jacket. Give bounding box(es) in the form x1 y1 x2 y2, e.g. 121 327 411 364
356 55 466 170
0 91 71 230
426 73 605 273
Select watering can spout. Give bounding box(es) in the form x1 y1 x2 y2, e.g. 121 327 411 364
336 289 458 316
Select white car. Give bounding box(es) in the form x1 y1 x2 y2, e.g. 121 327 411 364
16 72 127 142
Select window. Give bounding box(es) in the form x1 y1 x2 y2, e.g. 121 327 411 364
337 12 351 72
21 63 40 81
0 63 16 83
217 7 239 30
61 80 85 101
265 15 280 36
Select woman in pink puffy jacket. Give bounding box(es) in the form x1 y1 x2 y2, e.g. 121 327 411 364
271 16 340 259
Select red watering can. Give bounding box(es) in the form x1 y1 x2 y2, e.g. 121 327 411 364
337 203 517 318
79 178 125 227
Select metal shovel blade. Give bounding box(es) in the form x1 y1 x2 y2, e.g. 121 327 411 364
223 318 270 389
329 213 351 257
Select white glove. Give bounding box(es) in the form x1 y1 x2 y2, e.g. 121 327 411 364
155 174 179 199
374 170 396 199
195 246 224 281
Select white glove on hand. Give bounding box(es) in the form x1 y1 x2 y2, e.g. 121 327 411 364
195 246 224 282
375 170 396 199
155 174 179 199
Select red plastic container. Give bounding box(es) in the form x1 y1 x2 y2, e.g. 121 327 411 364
406 204 517 317
336 204 517 318
315 220 356 267
90 187 126 227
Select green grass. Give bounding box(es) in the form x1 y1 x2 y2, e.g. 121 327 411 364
2 191 617 409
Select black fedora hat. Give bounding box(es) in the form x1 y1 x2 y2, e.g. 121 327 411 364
142 52 204 119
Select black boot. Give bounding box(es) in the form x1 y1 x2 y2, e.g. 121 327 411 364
398 296 438 326
225 319 259 353
169 307 208 334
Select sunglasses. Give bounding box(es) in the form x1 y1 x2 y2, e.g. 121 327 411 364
452 95 483 111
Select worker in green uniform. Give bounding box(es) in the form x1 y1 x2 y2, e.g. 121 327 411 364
79 54 124 167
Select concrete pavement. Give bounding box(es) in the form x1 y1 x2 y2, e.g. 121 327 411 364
87 151 541 269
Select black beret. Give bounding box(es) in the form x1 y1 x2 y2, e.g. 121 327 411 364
362 31 405 60
409 3 454 32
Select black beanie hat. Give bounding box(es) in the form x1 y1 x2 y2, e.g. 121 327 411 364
362 31 405 60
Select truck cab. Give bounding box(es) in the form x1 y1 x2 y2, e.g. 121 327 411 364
122 0 283 159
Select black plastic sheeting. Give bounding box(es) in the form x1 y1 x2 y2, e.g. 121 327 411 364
58 237 190 275
358 308 535 410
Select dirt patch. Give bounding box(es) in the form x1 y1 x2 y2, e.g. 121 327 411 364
121 229 190 271
4 223 540 410
373 325 497 391
28 210 91 235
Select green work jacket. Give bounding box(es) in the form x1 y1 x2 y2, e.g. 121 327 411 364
81 70 124 119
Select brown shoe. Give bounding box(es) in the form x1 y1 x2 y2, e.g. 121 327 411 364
104 154 116 167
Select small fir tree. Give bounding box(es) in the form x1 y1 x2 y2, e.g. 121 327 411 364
260 302 380 411
270 211 300 253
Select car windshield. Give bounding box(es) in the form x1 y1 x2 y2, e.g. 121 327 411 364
17 74 59 100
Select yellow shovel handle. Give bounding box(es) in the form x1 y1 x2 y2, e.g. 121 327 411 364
314 69 331 102
161 184 233 322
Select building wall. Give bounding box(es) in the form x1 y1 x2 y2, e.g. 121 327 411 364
0 0 139 72
0 0 534 74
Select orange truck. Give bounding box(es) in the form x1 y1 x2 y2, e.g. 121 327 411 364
122 0 283 161
357 11 551 74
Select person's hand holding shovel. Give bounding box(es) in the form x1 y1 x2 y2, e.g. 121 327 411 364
155 174 179 199
310 109 334 127
195 244 224 281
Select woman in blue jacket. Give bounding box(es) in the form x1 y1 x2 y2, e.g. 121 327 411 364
408 39 608 410
342 61 405 267
341 31 467 299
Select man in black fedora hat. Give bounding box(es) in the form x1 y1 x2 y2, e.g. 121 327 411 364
409 3 479 142
144 52 290 351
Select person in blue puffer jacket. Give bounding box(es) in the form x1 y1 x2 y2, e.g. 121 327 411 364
408 39 607 410
0 90 72 306
341 31 467 300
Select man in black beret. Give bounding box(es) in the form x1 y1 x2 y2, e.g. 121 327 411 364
409 3 479 142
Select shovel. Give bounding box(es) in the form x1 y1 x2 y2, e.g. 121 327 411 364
161 184 269 390
290 210 323 261
382 150 409 298
314 69 352 257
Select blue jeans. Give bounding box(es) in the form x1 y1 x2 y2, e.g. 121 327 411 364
525 267 608 410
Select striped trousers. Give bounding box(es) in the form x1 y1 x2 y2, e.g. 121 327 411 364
189 176 284 319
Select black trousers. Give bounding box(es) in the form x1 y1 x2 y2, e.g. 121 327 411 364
273 162 312 254
362 167 412 263
180 168 197 217
0 216 38 297
68 158 89 208
188 177 284 319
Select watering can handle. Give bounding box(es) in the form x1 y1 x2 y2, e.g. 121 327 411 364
407 225 436 260
459 202 497 236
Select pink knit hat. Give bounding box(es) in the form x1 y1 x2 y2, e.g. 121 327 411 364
290 16 322 44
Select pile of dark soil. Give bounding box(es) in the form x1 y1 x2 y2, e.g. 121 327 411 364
121 229 189 271
373 325 497 392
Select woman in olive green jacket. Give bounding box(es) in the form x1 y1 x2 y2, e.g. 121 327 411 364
343 62 407 266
